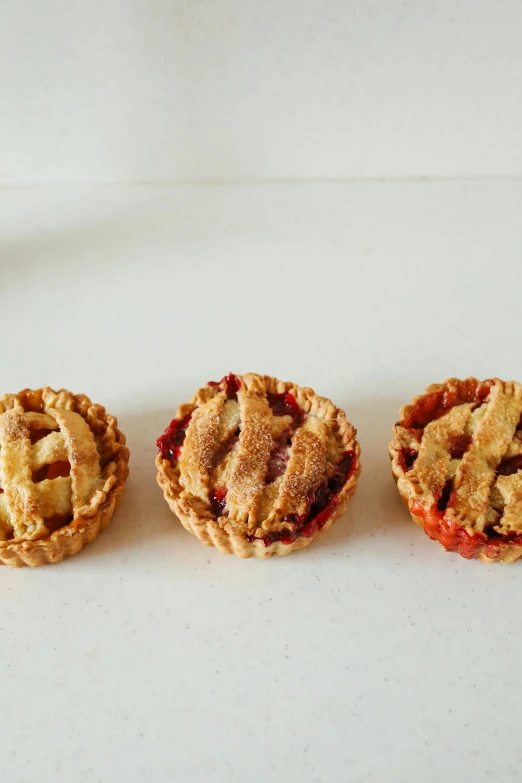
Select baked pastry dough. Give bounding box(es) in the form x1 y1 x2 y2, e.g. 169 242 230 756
390 378 522 563
156 373 361 558
0 388 129 567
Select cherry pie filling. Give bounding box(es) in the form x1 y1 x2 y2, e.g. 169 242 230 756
209 488 228 518
398 448 418 473
157 414 193 462
208 373 241 401
158 377 244 464
159 379 357 547
266 391 304 428
400 379 522 558
402 378 493 430
265 438 291 484
247 450 357 547
264 391 305 485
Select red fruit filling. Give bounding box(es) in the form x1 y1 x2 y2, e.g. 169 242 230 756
402 379 493 430
32 461 71 483
449 434 472 459
212 429 240 467
29 428 56 445
402 380 522 558
497 455 522 477
398 448 418 473
208 374 241 401
157 414 192 462
264 392 306 484
209 488 228 518
410 463 522 559
223 374 241 400
265 441 291 484
436 480 453 512
45 514 74 533
267 391 304 428
419 464 522 557
247 451 357 547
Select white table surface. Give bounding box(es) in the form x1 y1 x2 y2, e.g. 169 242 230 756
3 1 522 184
1 181 522 783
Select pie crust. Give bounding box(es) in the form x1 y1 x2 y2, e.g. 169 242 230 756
0 388 129 567
390 377 522 563
156 373 361 558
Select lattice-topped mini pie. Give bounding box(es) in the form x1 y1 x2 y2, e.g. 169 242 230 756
156 373 361 558
390 377 522 563
0 388 129 567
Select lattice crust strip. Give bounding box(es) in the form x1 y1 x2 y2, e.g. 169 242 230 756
180 379 342 530
225 377 274 526
158 373 361 550
179 391 226 502
0 405 103 541
274 417 329 521
448 382 522 532
402 403 474 508
0 388 129 566
391 378 522 543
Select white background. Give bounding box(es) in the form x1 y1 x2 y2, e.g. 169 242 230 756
1 0 522 184
2 2 522 783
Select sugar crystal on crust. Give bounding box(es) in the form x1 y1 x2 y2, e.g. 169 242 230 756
156 373 361 557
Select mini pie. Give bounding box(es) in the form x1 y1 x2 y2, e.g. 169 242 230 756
0 388 129 568
156 373 361 558
390 377 522 563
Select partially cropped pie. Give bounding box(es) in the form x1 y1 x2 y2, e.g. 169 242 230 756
156 373 361 558
0 388 129 567
390 377 522 563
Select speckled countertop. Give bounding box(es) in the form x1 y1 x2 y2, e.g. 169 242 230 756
1 181 521 783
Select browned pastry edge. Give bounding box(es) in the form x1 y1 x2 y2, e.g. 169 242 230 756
389 377 522 564
157 454 360 558
390 464 522 564
0 388 130 568
156 373 361 558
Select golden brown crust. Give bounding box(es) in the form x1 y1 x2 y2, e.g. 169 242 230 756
179 391 225 502
156 458 359 558
226 378 273 526
0 388 130 568
275 417 329 520
156 373 361 558
389 377 522 563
